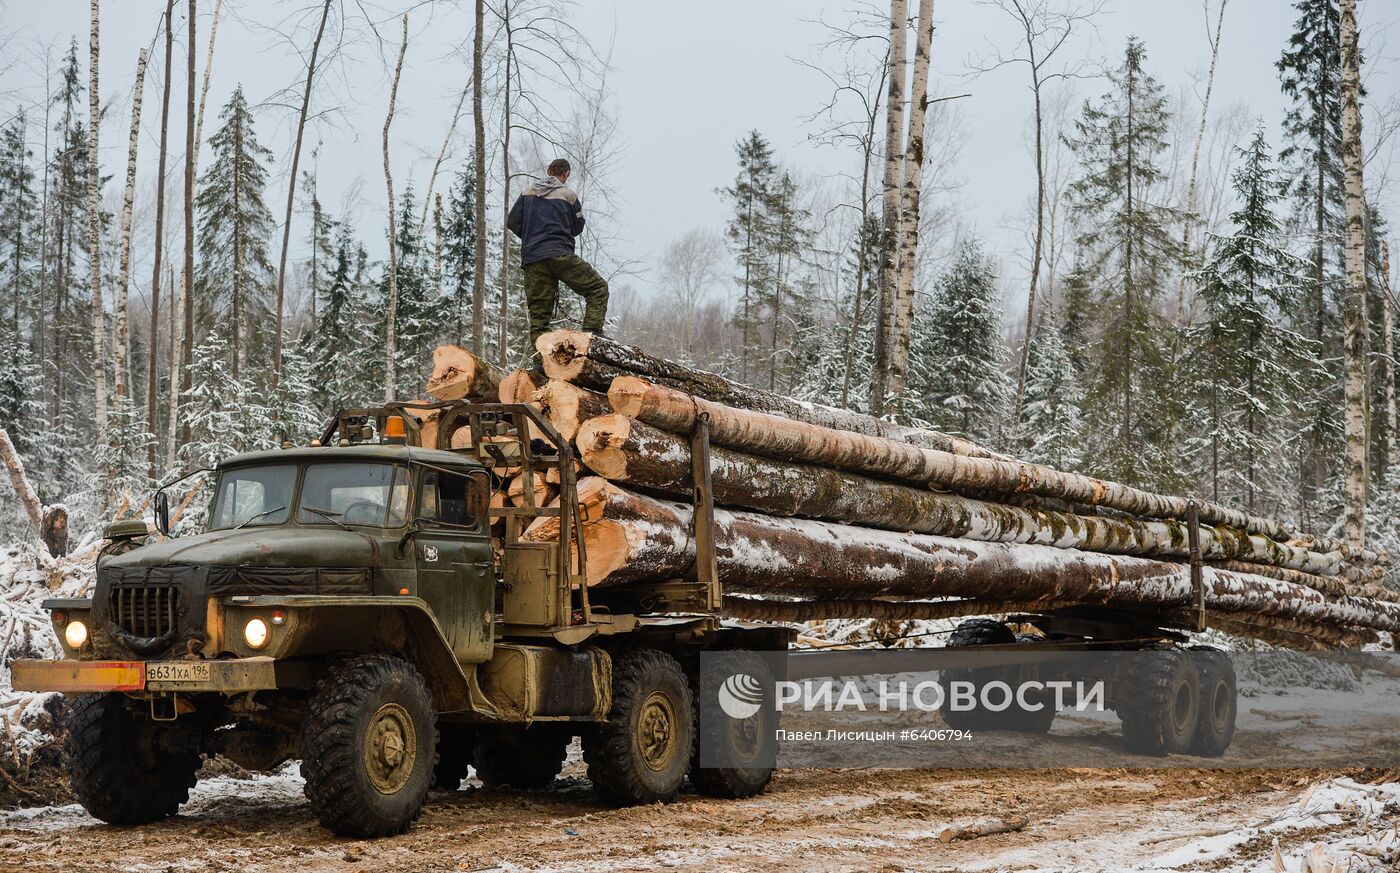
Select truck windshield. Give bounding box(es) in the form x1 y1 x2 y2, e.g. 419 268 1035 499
297 463 409 528
209 465 296 530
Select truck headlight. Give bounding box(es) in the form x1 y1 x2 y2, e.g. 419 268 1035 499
243 618 270 649
64 620 88 650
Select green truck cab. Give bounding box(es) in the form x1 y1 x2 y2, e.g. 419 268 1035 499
14 402 786 837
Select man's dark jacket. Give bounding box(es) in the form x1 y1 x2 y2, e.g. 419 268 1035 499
507 176 584 265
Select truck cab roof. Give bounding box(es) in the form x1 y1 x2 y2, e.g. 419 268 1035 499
218 444 484 470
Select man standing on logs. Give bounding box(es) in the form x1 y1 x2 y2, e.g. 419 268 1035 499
507 159 610 362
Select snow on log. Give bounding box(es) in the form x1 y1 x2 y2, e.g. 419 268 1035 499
574 413 1350 578
535 379 612 443
522 480 1400 634
538 329 1005 459
425 344 506 401
0 428 53 560
605 374 1380 565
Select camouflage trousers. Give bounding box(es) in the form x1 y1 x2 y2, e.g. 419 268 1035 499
523 254 610 358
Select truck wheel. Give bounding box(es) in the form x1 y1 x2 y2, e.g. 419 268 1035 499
689 650 776 798
584 649 693 806
1006 633 1057 735
64 692 201 825
473 725 570 789
300 655 437 838
1120 645 1200 756
940 619 1014 731
1188 647 1236 757
434 725 475 790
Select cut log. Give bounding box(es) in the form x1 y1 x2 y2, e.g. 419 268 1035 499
425 344 506 401
574 414 1351 578
507 471 553 508
1212 560 1395 603
522 480 1400 634
539 330 1006 459
604 375 1379 564
938 816 1030 843
408 408 442 449
535 379 611 443
497 367 544 404
0 428 51 559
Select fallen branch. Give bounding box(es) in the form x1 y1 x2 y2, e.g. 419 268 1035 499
938 815 1029 843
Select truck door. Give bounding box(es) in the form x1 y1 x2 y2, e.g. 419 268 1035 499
413 466 494 663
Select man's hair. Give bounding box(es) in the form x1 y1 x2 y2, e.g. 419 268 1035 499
547 158 571 178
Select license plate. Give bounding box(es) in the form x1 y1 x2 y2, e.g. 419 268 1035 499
146 661 211 683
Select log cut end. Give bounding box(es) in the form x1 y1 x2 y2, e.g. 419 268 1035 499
426 344 481 400
536 379 589 441
575 414 633 480
498 368 544 404
608 375 651 418
537 329 592 382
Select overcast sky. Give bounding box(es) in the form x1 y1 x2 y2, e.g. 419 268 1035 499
4 0 1399 314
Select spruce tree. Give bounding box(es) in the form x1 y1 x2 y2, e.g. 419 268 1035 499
379 186 441 393
444 163 477 346
1066 37 1182 489
721 131 777 384
0 112 37 337
906 239 1011 444
311 227 368 415
300 170 336 334
1188 130 1321 514
196 86 276 381
1015 317 1084 470
762 170 810 392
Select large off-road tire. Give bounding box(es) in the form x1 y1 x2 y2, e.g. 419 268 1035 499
689 650 775 799
434 725 475 790
1119 645 1200 757
64 693 201 825
1007 633 1058 735
300 655 437 838
940 619 1015 731
583 649 694 806
1188 646 1237 757
473 725 571 789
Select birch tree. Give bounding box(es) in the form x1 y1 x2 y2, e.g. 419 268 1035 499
1338 0 1368 547
147 0 174 476
471 0 487 356
382 13 408 402
114 48 148 404
87 0 106 436
869 0 908 415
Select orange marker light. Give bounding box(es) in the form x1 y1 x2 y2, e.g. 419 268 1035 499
399 587 410 596
383 416 406 439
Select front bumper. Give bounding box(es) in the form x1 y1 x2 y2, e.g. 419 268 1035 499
11 657 278 694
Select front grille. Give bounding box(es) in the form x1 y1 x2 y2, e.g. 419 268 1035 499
109 585 179 639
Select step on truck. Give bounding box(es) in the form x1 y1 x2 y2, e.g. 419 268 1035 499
12 400 1239 837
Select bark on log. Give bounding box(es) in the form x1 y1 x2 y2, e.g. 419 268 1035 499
939 816 1030 844
575 413 1351 578
425 344 506 401
539 330 1006 459
535 379 611 443
1 429 53 559
1212 560 1394 603
606 374 1382 565
523 480 1400 634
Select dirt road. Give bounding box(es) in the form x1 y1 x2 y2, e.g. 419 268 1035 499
1 751 1396 873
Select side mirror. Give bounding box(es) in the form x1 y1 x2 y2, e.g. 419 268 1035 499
154 490 170 536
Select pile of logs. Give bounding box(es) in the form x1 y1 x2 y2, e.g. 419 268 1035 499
422 332 1397 651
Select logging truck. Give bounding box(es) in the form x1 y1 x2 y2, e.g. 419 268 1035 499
11 399 1238 838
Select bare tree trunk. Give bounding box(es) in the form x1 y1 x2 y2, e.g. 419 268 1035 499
887 0 934 416
1179 0 1229 323
382 13 409 402
88 0 107 437
420 80 470 236
148 0 174 477
1010 0 1049 426
272 0 332 388
115 49 148 405
870 0 908 416
1339 0 1368 548
1384 240 1397 473
498 18 515 363
471 0 488 357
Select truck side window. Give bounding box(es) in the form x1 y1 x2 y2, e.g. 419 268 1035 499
419 469 483 529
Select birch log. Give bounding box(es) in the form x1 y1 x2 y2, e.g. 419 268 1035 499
0 429 51 559
523 480 1400 634
607 375 1381 564
538 330 1006 459
575 413 1352 577
425 344 506 401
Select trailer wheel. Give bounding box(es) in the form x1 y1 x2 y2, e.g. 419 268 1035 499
64 693 201 825
434 725 475 790
940 619 1015 730
584 649 694 805
1007 633 1058 735
1188 647 1236 757
300 655 437 837
1119 645 1200 756
689 650 776 798
473 724 570 789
